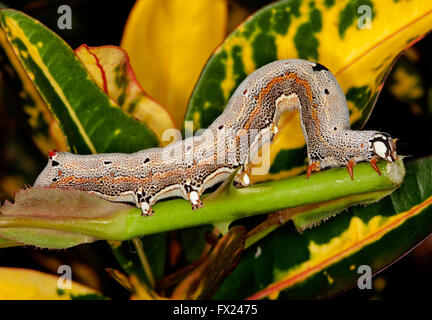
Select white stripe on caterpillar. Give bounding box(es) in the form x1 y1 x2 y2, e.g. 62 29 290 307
33 59 398 216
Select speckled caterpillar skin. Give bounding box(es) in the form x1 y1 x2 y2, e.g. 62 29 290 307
34 59 397 215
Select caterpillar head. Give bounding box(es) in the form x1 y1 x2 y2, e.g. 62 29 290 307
370 133 398 162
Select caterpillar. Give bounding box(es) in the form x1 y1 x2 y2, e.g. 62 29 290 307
33 59 398 216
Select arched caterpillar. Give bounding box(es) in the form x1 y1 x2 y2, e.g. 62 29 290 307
34 59 398 216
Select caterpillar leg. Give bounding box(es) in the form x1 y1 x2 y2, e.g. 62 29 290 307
234 167 251 187
346 158 356 180
370 157 381 176
182 183 204 210
139 201 154 216
136 188 154 216
306 161 321 179
188 190 204 210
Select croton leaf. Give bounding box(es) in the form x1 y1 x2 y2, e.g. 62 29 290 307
0 9 159 154
75 45 176 146
0 26 66 154
388 50 427 116
0 267 106 299
121 0 228 128
0 8 167 289
184 0 432 183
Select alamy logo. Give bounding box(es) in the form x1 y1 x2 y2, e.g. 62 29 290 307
57 5 72 30
357 265 372 289
57 264 72 289
358 5 372 30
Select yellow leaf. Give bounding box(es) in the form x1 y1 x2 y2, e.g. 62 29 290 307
121 0 228 128
0 175 25 199
75 45 176 146
129 275 168 300
0 267 101 300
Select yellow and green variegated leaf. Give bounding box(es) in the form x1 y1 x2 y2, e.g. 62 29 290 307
213 155 432 299
388 49 427 116
0 267 106 299
109 234 167 287
121 0 228 129
75 45 177 146
0 28 67 154
185 0 432 183
0 10 166 288
0 63 56 198
0 9 159 154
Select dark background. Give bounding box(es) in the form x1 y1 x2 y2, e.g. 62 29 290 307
0 0 431 300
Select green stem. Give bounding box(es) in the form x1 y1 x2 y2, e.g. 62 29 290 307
123 159 405 238
0 160 405 248
132 238 156 288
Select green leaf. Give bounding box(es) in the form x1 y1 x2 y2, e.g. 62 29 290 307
0 237 20 248
0 21 68 155
0 187 130 248
184 0 432 184
180 225 214 263
109 234 167 286
0 228 96 249
213 155 432 299
0 9 159 154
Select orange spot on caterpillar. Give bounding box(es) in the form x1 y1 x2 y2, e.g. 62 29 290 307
284 71 313 102
311 108 321 136
243 72 314 132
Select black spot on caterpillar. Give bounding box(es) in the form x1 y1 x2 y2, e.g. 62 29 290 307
311 62 329 72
